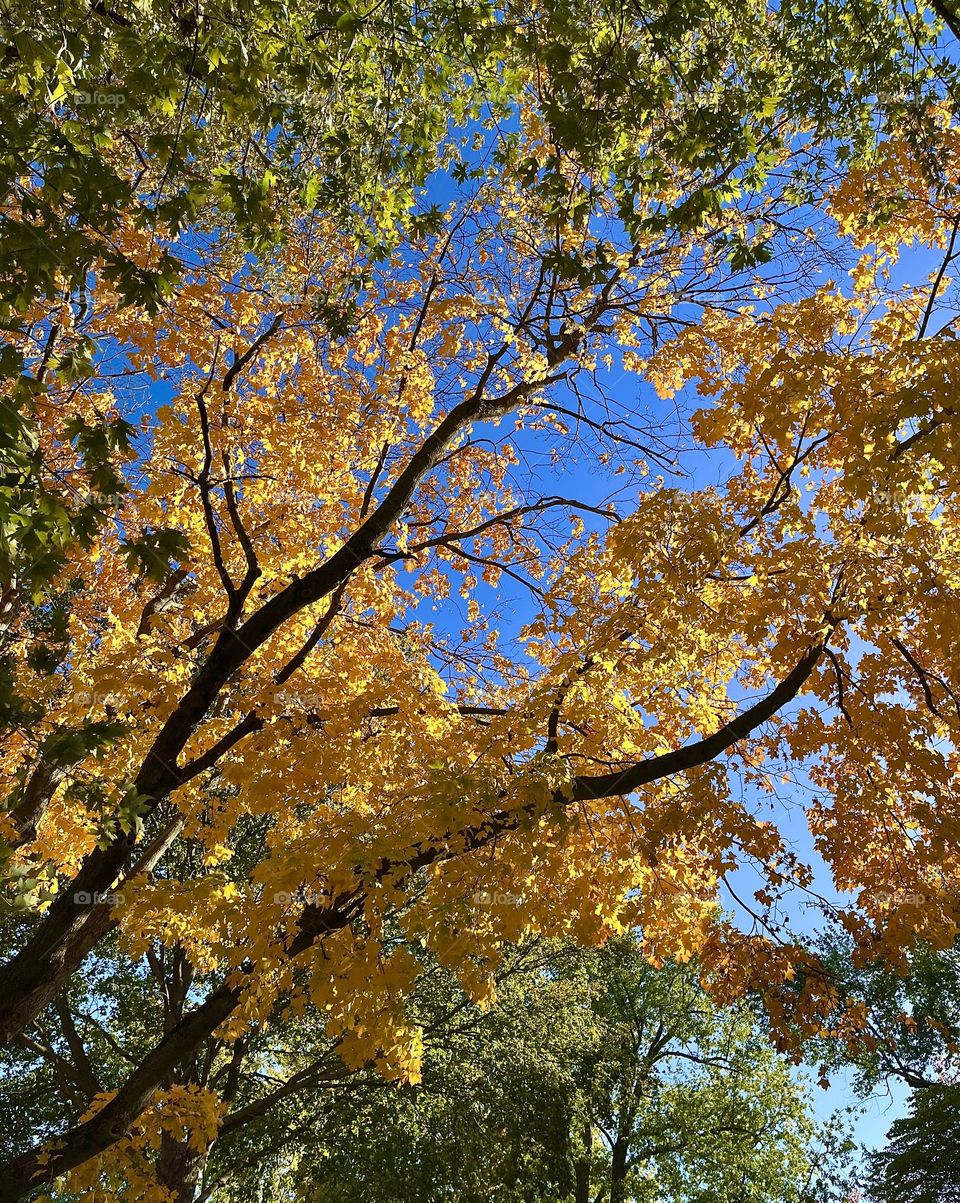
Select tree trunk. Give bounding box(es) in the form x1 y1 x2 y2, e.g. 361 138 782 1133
157 1133 207 1203
574 1121 593 1203
610 1136 629 1203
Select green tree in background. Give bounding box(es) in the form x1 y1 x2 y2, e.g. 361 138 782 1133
867 1085 960 1203
815 934 960 1094
808 929 960 1203
0 929 829 1202
285 938 821 1203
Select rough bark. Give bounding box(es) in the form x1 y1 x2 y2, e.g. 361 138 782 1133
157 1134 208 1203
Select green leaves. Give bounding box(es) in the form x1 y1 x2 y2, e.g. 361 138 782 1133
277 940 821 1203
121 527 190 582
722 233 775 273
0 862 59 914
869 1085 960 1203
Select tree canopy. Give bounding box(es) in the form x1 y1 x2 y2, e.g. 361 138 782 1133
804 928 960 1203
2 2 960 1199
1 933 826 1201
285 938 821 1203
867 1085 960 1203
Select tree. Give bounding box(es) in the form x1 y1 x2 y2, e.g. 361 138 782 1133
3 4 960 1198
812 931 960 1094
290 938 820 1203
0 931 825 1203
867 1085 960 1203
1 0 511 732
0 925 577 1200
801 928 960 1203
298 938 818 1203
1 0 949 617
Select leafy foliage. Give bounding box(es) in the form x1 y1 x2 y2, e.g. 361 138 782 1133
812 931 960 1094
1 3 960 1199
290 940 820 1203
0 932 826 1203
867 1085 960 1203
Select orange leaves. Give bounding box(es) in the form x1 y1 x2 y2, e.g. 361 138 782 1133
10 106 960 1119
830 114 960 259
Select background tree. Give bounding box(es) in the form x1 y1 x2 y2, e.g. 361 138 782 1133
867 1084 960 1203
814 931 960 1094
803 928 960 1203
0 927 827 1203
289 937 821 1203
